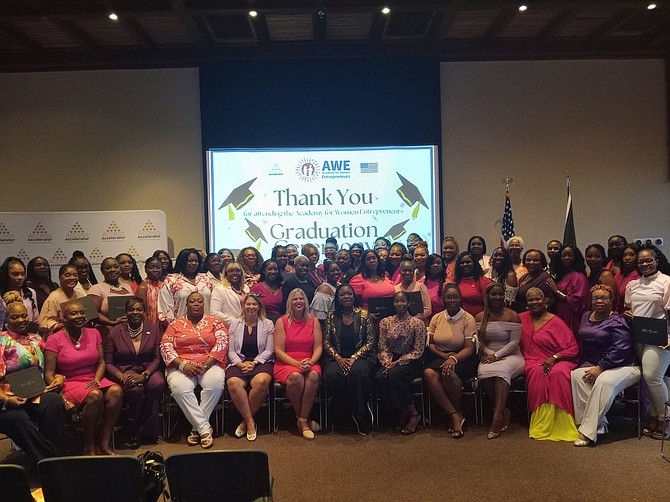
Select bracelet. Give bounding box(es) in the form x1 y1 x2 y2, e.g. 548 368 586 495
557 291 567 299
552 354 559 360
178 360 188 371
93 380 100 386
493 353 498 360
142 371 150 379
448 355 459 364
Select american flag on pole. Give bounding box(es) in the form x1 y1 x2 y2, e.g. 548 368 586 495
501 184 515 243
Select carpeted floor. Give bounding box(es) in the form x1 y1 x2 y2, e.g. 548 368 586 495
3 414 670 501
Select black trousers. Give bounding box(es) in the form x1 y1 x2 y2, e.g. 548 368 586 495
323 358 376 422
0 391 66 462
374 358 423 413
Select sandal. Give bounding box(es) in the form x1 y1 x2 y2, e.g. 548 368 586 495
186 430 199 446
651 419 670 440
401 413 422 435
488 416 503 440
247 422 257 442
643 417 659 437
450 412 465 439
395 408 410 431
200 428 214 449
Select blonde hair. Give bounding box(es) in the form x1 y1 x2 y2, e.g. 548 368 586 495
285 288 312 324
241 292 267 320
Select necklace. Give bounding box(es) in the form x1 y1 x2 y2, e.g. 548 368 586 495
108 282 125 294
128 322 144 339
231 284 243 294
67 330 82 350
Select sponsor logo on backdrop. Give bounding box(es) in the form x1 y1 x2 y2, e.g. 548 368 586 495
89 247 103 266
0 223 15 243
102 221 125 241
322 159 351 180
360 162 378 173
17 249 29 262
138 220 161 239
295 158 320 182
269 163 283 176
52 248 67 266
127 246 140 259
27 223 52 242
65 221 90 242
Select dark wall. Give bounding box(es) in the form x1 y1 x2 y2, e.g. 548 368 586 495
199 56 441 148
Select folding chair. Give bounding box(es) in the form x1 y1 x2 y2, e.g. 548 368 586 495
0 464 33 502
272 381 323 433
166 450 273 502
38 455 145 502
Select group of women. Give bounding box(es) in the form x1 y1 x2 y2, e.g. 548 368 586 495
0 231 668 464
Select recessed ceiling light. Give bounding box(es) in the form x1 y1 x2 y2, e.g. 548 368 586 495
647 3 657 10
109 13 118 21
249 10 258 18
381 7 391 15
518 5 528 12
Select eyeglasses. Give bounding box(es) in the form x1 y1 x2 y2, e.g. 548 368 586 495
638 258 655 265
591 296 610 302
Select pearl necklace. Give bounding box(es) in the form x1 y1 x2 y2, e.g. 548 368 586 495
128 322 144 339
67 330 82 350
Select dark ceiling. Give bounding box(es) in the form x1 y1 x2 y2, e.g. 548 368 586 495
1 0 669 72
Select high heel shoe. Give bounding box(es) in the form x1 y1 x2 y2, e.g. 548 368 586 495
297 418 314 440
451 413 465 439
488 416 503 439
401 413 422 435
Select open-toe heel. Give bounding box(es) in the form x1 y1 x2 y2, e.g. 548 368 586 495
401 413 421 435
450 412 465 439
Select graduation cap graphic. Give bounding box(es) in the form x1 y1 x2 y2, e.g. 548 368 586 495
383 219 409 241
395 173 428 218
218 178 257 220
245 218 268 249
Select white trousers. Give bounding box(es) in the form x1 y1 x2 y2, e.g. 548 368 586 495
166 366 226 435
636 343 670 418
571 365 641 442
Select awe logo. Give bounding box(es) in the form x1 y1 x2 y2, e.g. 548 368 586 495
322 160 350 171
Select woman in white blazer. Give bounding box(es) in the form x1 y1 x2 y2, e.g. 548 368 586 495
225 292 274 441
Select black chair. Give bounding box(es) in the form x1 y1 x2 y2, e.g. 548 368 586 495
272 381 323 434
0 463 33 502
38 455 145 502
166 450 273 502
374 377 426 429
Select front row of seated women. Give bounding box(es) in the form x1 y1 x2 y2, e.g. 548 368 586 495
0 271 662 462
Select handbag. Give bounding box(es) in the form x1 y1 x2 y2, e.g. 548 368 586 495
138 450 169 502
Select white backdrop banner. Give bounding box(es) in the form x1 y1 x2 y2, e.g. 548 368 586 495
0 210 168 272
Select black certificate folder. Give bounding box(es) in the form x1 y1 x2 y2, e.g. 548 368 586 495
632 316 669 346
367 296 395 318
4 366 46 399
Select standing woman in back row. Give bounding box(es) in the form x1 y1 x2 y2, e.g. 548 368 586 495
546 245 590 335
624 246 670 440
0 257 39 327
26 257 58 312
159 248 213 324
116 253 142 294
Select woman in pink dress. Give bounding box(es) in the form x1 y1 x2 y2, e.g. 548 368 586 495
441 237 459 283
250 260 284 323
546 245 590 335
520 287 579 442
44 300 123 455
89 257 134 332
349 250 395 312
273 288 323 440
453 251 493 317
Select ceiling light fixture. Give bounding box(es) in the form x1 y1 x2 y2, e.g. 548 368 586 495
381 7 391 15
518 5 528 12
647 3 657 9
249 10 258 18
108 12 118 21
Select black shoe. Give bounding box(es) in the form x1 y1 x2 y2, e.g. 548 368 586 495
352 413 372 436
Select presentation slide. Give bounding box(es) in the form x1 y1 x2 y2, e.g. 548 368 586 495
206 146 440 258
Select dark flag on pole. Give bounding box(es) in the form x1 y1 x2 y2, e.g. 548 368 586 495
501 181 515 245
563 175 576 247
